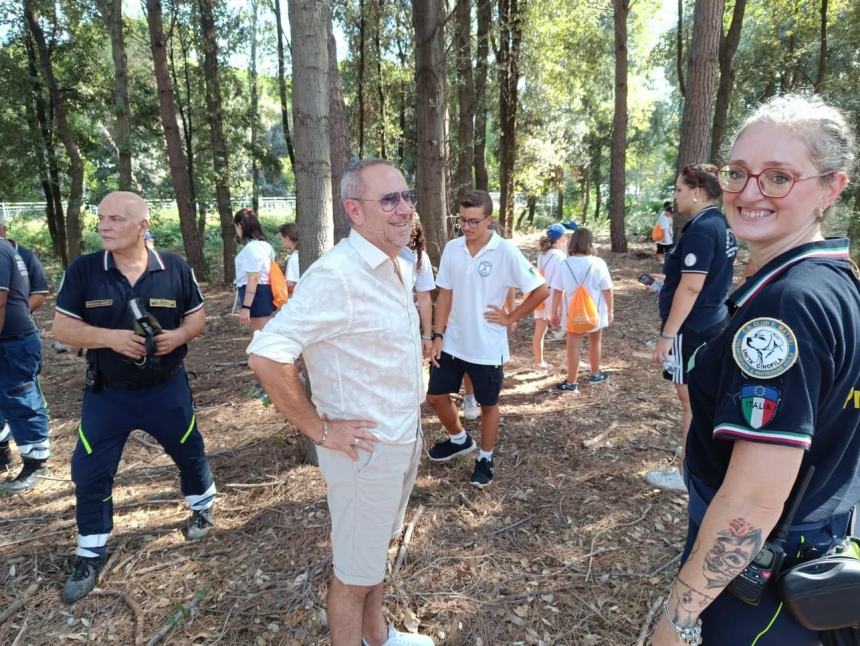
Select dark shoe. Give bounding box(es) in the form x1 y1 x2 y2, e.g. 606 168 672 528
62 554 108 603
428 434 476 463
186 507 215 540
556 381 580 394
469 457 495 488
1 458 47 493
588 372 609 385
0 441 10 469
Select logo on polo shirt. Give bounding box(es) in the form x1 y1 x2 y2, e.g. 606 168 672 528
684 253 697 267
478 261 492 277
739 384 781 429
732 317 798 379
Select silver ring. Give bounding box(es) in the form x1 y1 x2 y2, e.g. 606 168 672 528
352 437 358 446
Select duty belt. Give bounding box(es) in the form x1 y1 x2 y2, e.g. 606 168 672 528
101 365 182 391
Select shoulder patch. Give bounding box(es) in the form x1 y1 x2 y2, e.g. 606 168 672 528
684 253 697 267
739 384 781 429
732 317 798 379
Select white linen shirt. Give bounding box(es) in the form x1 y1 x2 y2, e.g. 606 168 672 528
436 232 545 365
246 229 424 445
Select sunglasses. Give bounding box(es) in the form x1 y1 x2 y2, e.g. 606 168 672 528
348 190 418 212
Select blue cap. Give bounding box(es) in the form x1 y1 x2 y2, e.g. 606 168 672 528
546 223 566 242
562 220 578 231
144 231 155 241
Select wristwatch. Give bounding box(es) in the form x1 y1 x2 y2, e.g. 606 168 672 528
431 331 444 341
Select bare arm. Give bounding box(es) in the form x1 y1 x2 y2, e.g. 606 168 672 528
248 354 378 461
653 272 706 365
651 442 803 644
484 283 550 326
0 291 7 332
603 288 614 324
416 290 433 359
551 289 563 328
239 272 260 326
53 311 146 360
430 287 453 366
29 294 47 312
154 307 206 356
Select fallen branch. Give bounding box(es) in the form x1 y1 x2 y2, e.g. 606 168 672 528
457 491 481 515
10 616 28 646
586 505 653 583
648 552 682 578
489 513 535 536
0 583 39 626
393 505 424 575
0 529 69 550
92 588 143 645
636 595 664 646
224 480 285 489
131 433 161 451
145 590 205 646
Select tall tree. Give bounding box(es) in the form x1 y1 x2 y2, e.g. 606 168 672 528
676 0 685 96
473 0 491 191
198 0 236 283
710 0 747 162
609 0 628 253
357 0 367 157
452 0 475 205
497 0 523 237
373 0 386 157
146 0 207 277
272 0 296 175
100 0 134 190
328 19 352 243
249 0 261 214
814 0 828 91
412 0 449 264
24 0 84 262
675 0 724 229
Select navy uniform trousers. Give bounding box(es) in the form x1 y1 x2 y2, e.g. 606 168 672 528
71 369 215 557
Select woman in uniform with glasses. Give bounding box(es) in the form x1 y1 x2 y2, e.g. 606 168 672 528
651 94 860 645
646 164 738 492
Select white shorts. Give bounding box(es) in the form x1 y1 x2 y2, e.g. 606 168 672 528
317 432 422 586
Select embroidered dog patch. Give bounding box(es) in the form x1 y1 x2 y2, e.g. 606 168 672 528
732 317 798 379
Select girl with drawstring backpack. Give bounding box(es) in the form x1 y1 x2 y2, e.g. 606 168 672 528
549 228 614 394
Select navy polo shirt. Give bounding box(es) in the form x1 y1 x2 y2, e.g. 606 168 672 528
0 238 35 338
659 206 737 332
11 242 49 295
56 249 204 382
686 238 860 522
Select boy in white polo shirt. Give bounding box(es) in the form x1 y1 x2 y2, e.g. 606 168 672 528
427 190 548 487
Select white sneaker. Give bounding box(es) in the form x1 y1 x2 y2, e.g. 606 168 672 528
548 328 567 342
363 625 435 646
644 467 687 493
534 361 552 371
463 396 480 420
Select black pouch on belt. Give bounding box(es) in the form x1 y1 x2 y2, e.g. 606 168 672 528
128 298 163 365
777 536 860 632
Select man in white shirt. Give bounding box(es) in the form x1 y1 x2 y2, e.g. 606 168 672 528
247 159 432 646
427 190 548 487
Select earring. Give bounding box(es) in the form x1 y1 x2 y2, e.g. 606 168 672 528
692 198 698 203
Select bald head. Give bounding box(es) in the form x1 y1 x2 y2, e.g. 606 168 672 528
100 191 148 222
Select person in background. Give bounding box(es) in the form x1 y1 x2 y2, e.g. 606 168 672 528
278 222 300 295
234 208 277 331
532 223 567 370
655 201 674 261
0 212 50 313
401 220 434 358
645 164 737 493
650 93 860 646
550 227 614 393
144 230 156 251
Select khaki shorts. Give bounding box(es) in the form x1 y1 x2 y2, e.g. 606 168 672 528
317 432 422 586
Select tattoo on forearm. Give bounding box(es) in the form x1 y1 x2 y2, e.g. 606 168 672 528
702 517 763 589
671 575 715 625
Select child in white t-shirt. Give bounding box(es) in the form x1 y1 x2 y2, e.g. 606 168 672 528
278 222 300 294
532 223 568 369
234 208 277 331
400 220 435 358
655 201 674 260
550 228 614 394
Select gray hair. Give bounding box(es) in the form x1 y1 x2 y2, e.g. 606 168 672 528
730 94 856 180
340 158 396 203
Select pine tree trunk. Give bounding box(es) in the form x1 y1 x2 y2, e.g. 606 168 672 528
609 0 629 253
374 0 386 158
101 0 134 190
473 0 491 191
145 0 207 277
452 0 475 206
412 0 449 265
497 0 523 238
199 0 236 284
675 0 724 230
814 0 828 91
357 0 366 157
676 0 685 96
328 21 353 243
710 0 747 162
273 0 296 177
249 0 260 215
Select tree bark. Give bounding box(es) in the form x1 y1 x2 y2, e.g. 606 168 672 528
249 0 260 215
814 0 828 91
497 0 523 238
357 0 366 157
609 0 629 253
199 0 236 284
24 0 84 261
412 0 449 265
675 0 724 230
24 31 67 265
676 0 685 96
473 0 491 191
100 0 134 190
452 0 475 206
145 0 207 277
373 0 386 157
710 0 747 162
273 0 296 176
328 20 352 243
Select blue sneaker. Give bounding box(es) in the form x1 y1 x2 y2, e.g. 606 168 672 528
588 372 609 385
556 381 580 394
